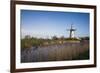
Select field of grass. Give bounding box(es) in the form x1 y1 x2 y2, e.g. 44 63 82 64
21 36 84 50
21 38 89 62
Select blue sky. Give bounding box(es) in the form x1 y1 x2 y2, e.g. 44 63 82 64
21 10 89 39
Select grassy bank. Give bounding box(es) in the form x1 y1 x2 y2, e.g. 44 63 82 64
21 36 89 51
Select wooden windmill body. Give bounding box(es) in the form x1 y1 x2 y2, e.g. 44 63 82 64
67 24 76 38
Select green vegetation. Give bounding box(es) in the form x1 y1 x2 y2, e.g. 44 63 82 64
80 37 89 40
21 35 89 50
21 36 44 50
21 35 89 62
66 38 80 41
72 50 89 60
21 35 62 49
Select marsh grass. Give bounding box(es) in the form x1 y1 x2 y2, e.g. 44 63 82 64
21 39 89 62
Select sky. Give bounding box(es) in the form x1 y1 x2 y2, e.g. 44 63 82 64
21 10 89 39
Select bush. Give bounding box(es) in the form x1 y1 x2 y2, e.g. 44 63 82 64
21 38 32 49
66 38 80 41
21 37 44 50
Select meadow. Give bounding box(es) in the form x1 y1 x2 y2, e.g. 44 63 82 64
21 36 89 62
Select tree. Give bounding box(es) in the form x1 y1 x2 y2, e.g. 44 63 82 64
25 35 31 39
52 36 58 40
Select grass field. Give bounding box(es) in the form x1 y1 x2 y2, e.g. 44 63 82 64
21 39 89 63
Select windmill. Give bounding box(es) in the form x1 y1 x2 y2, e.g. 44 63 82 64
67 24 76 38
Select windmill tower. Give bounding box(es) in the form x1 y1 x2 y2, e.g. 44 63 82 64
67 24 76 38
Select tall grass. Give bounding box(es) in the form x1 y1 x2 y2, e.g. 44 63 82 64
21 39 89 62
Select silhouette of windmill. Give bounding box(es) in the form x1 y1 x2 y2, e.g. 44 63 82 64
67 24 76 38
